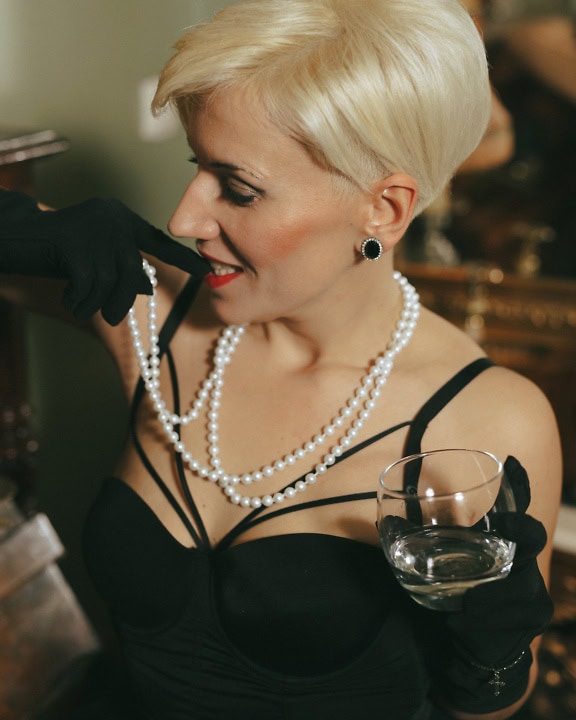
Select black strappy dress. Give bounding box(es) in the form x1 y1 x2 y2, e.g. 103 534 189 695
83 276 494 720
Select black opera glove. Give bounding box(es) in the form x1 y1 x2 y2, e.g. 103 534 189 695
432 456 554 714
0 189 210 325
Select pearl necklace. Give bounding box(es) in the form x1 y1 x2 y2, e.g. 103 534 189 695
128 260 420 509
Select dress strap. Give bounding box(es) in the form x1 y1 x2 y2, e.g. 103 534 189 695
403 357 495 456
216 421 412 550
130 275 211 547
157 275 205 352
217 493 377 551
218 358 496 548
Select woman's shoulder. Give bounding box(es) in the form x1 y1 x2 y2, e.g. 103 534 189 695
411 307 559 456
412 311 561 535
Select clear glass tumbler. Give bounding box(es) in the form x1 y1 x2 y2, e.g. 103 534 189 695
377 448 516 611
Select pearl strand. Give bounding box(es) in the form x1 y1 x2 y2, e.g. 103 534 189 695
128 260 420 508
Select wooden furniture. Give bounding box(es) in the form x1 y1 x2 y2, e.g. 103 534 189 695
0 479 99 720
0 128 69 510
0 129 69 194
0 130 103 720
400 261 576 503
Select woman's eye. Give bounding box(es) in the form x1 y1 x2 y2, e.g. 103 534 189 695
222 181 259 207
187 156 260 207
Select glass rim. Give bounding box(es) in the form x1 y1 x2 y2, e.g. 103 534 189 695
378 448 504 500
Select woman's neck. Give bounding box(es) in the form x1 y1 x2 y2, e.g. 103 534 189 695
246 263 403 373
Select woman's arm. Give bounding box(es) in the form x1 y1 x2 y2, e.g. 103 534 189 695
425 368 562 719
0 192 72 321
0 188 209 325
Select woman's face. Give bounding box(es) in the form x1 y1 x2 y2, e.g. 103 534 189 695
168 89 371 326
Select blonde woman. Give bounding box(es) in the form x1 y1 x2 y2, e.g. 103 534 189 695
0 1 561 718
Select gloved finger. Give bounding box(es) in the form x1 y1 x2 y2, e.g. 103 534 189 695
101 288 138 326
61 253 118 321
61 279 101 321
135 269 153 295
138 226 211 276
113 237 153 296
100 264 152 326
491 513 548 563
454 574 553 665
504 456 530 513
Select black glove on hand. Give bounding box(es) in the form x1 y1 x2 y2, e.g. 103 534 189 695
431 456 553 714
0 189 210 325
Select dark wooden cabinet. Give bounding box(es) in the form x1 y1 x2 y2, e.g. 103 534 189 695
0 129 69 508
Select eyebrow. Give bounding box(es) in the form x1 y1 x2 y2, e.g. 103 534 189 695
210 160 263 182
189 151 264 183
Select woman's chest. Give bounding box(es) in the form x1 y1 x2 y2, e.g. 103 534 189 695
86 482 410 678
117 397 409 550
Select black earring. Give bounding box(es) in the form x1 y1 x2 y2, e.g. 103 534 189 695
361 237 383 261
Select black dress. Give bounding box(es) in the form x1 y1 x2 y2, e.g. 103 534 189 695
83 276 494 720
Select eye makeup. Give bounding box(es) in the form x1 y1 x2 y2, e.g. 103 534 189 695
188 156 263 207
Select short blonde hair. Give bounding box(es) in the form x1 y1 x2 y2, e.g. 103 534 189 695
153 0 491 214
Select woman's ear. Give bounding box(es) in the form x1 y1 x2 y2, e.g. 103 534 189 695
361 174 418 253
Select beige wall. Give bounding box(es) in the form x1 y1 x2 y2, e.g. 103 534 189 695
1 0 225 222
0 0 234 644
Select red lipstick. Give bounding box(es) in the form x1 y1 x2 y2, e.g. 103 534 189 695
198 250 243 290
204 271 243 289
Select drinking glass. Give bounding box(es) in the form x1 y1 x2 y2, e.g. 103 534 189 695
377 449 516 611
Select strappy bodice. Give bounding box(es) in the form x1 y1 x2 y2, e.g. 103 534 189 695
126 275 494 552
83 275 494 720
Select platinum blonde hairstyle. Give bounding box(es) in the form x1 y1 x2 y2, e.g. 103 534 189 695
153 0 491 214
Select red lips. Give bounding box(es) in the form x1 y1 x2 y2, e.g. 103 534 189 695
204 271 243 288
198 252 244 289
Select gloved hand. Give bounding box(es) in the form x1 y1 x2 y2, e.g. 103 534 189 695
0 189 210 325
430 456 554 713
446 456 553 663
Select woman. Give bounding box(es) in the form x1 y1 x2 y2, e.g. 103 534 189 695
0 1 561 718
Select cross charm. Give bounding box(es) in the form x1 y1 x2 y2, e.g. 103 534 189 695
489 671 506 696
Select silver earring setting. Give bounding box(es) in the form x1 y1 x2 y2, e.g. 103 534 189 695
361 237 383 261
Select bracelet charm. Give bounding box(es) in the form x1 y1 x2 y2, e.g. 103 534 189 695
469 650 528 696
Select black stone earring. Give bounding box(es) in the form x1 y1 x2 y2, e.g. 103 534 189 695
361 237 383 261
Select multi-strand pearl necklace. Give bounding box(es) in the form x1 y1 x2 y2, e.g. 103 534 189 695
128 260 420 508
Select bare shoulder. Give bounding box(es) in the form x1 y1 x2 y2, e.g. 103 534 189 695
427 361 561 550
412 309 562 543
414 309 559 454
443 363 560 463
468 365 562 578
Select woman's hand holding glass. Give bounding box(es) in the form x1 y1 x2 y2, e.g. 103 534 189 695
378 451 554 712
377 448 517 612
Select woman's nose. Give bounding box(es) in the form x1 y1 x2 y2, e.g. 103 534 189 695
168 178 220 240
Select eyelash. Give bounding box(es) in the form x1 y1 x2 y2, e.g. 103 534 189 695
188 156 259 208
222 185 258 207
